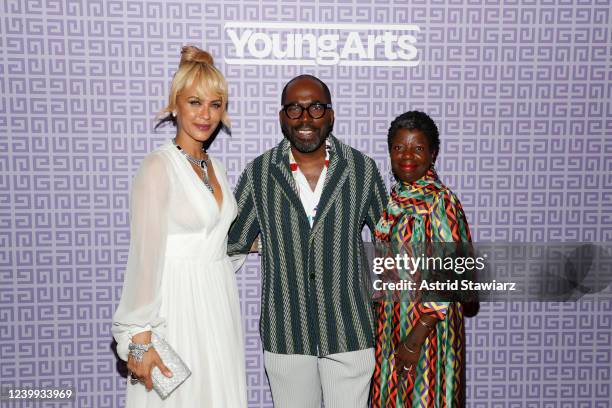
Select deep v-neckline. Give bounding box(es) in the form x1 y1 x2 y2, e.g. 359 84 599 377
176 148 224 213
205 157 224 212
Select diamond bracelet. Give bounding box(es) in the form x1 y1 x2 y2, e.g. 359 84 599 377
128 342 153 363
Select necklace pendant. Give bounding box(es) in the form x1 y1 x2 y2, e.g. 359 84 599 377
202 173 213 193
199 161 213 193
173 137 215 194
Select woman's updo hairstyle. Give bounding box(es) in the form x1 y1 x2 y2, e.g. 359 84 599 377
156 45 230 130
180 45 214 65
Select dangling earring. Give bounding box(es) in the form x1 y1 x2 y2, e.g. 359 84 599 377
430 162 436 171
172 111 177 118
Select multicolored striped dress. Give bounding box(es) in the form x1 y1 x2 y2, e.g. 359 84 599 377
371 169 472 408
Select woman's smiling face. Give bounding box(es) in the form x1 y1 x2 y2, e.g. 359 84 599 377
174 83 223 144
390 128 436 183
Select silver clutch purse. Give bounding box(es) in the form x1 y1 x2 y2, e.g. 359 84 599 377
151 332 192 399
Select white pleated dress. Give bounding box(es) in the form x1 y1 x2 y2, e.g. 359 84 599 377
112 141 247 407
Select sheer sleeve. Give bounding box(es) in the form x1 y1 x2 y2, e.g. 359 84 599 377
112 153 170 361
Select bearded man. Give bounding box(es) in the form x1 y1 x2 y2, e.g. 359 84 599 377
228 75 386 407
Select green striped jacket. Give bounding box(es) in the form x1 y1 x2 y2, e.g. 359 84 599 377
228 135 387 356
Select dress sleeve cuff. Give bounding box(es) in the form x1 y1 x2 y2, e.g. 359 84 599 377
115 325 152 362
419 302 448 320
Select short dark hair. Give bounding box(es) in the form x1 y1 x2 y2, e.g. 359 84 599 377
281 75 332 105
387 111 440 155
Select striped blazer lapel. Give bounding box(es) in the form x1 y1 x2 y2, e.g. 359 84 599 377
269 139 307 217
311 136 349 233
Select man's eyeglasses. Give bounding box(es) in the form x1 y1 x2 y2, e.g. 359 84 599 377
282 103 333 120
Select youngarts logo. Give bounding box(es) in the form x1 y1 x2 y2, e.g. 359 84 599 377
224 22 420 67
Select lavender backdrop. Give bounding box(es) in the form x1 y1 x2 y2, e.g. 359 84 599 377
1 0 611 407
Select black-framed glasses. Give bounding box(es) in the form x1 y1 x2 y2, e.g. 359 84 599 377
282 103 333 119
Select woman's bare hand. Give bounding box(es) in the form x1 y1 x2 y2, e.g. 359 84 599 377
394 332 421 378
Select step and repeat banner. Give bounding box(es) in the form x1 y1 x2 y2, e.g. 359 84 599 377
1 0 611 406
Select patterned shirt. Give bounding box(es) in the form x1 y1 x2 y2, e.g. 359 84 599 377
228 135 388 356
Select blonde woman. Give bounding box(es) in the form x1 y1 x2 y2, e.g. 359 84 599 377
112 46 247 407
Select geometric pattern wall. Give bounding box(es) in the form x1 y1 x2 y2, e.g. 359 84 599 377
1 1 611 406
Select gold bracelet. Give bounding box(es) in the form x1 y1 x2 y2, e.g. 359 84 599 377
402 342 417 354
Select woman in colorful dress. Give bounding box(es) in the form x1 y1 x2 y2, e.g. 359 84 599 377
112 46 247 407
371 111 472 407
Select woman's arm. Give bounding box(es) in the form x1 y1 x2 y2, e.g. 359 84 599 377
395 190 472 376
111 153 172 365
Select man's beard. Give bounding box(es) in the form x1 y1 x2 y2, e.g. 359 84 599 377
281 124 329 153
